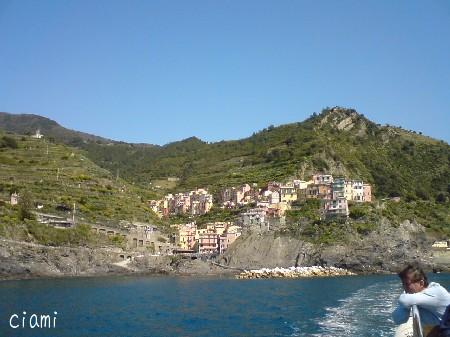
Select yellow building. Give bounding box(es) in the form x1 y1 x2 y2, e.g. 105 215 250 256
280 184 298 203
175 223 197 250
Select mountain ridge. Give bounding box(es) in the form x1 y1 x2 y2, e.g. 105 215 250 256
1 108 447 146
1 107 449 203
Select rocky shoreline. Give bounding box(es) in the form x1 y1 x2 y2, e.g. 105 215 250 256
0 238 233 281
236 266 355 279
1 217 449 282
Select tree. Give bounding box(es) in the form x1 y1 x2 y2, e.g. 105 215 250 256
18 191 34 220
0 136 18 149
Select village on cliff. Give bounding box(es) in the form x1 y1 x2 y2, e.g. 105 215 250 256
146 173 372 255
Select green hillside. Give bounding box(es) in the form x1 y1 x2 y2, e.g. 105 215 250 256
83 108 449 202
0 132 160 230
1 108 449 201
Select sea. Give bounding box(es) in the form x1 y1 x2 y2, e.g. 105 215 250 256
1 273 450 337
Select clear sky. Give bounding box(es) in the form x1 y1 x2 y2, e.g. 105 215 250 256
0 0 449 144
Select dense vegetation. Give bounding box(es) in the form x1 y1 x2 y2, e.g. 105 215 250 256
0 202 122 247
284 199 450 244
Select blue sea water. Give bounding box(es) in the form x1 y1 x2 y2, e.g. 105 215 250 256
1 273 450 337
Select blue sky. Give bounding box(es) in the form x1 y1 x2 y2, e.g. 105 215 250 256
0 0 449 144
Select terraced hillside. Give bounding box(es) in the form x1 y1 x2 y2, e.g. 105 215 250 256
0 132 160 229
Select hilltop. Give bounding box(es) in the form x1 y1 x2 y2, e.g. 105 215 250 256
0 112 115 146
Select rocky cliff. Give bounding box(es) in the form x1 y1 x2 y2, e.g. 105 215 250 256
222 220 441 273
0 239 128 280
0 239 226 280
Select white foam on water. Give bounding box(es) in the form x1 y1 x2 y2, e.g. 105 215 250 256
311 280 400 337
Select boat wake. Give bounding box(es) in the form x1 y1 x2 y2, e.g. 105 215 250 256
311 280 400 337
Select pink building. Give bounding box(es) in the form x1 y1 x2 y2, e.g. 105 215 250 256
363 184 372 202
219 232 241 253
198 233 219 254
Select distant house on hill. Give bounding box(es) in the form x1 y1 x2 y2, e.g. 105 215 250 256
32 129 44 139
10 192 19 205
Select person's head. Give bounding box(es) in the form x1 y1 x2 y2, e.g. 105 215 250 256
398 265 429 294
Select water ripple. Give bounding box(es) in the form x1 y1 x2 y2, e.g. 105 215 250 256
312 280 400 337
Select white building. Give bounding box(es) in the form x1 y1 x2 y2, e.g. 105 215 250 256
32 129 44 139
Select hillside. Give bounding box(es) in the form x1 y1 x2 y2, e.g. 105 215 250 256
0 112 116 146
1 108 449 202
0 111 162 184
85 107 450 202
0 132 160 233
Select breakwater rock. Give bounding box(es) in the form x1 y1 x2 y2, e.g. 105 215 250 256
236 266 355 279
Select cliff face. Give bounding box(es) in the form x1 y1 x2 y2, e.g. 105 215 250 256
223 220 439 273
0 239 125 280
0 239 227 280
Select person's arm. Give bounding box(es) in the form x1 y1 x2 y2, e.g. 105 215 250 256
398 291 438 308
392 304 410 325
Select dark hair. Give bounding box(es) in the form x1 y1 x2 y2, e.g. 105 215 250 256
398 265 429 287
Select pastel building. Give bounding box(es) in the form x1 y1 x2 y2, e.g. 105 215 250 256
343 180 372 203
33 129 44 139
238 208 267 228
351 180 364 202
197 222 242 254
270 191 280 204
344 181 353 201
219 231 242 253
307 184 332 200
293 180 309 190
198 233 219 254
332 178 346 199
175 223 197 250
363 184 372 202
280 183 297 203
221 184 252 207
159 189 213 216
313 174 333 185
323 197 349 218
